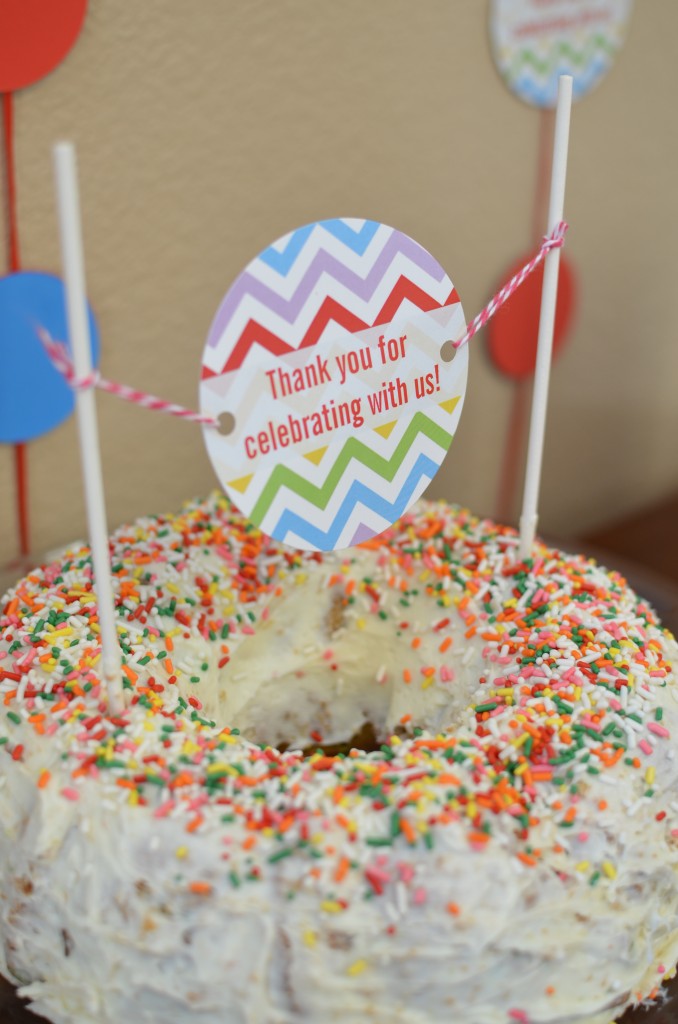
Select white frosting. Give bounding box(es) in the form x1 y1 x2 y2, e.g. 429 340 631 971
0 495 677 1024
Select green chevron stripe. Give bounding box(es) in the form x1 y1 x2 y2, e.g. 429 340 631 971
249 411 453 523
508 35 618 77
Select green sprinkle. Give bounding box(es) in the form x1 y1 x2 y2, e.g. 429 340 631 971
268 848 293 863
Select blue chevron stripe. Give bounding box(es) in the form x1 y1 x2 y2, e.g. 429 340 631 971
511 57 610 106
259 219 381 276
270 452 439 549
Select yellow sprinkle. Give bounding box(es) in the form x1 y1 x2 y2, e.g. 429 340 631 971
356 618 366 630
303 929 317 948
127 790 139 806
575 861 590 873
511 733 530 748
347 959 368 977
602 861 617 880
421 677 434 690
514 763 529 776
176 846 188 860
646 766 656 786
320 900 343 914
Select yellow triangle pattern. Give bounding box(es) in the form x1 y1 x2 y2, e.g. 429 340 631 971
229 474 253 494
373 420 397 439
304 447 328 466
439 396 460 415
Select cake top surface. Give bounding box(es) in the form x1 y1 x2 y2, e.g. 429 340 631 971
1 494 676 907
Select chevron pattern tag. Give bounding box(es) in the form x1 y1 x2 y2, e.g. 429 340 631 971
489 0 632 108
200 218 468 551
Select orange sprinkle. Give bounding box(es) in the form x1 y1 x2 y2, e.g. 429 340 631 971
437 773 462 785
186 814 204 833
517 852 537 867
189 881 212 896
439 636 452 653
411 637 421 650
242 835 257 851
403 669 412 684
446 902 460 916
334 856 350 883
400 817 417 844
37 769 51 789
122 665 138 685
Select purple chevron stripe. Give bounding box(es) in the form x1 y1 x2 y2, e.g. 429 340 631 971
207 230 447 348
349 522 376 546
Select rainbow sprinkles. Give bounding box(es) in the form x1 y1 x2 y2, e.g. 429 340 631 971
1 494 678 1024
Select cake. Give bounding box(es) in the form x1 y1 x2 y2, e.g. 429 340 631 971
1 494 677 1024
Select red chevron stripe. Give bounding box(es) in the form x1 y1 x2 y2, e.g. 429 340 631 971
373 278 459 325
204 279 459 376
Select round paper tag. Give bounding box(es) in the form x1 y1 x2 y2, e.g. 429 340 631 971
200 218 468 551
489 0 633 108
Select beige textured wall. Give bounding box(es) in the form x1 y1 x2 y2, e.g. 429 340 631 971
1 1 678 569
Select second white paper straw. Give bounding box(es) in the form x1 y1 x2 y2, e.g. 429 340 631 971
519 75 573 560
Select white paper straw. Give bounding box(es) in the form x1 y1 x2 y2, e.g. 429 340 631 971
53 142 123 712
519 75 573 560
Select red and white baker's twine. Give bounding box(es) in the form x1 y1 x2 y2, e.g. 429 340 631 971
39 222 567 426
451 220 568 350
37 329 218 426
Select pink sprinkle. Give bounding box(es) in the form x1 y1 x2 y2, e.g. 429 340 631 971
154 800 176 818
413 887 427 905
609 698 622 711
638 739 654 756
61 787 80 801
261 606 270 622
658 964 666 974
648 722 670 739
577 832 589 843
397 863 415 883
508 1011 529 1023
322 649 334 661
440 665 454 683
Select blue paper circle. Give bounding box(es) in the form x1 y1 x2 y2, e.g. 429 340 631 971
0 271 100 443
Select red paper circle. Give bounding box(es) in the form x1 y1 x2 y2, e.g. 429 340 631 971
487 252 576 379
0 0 87 92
